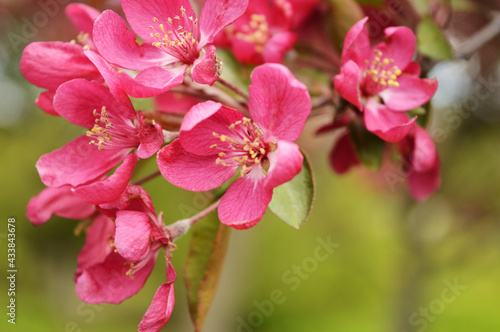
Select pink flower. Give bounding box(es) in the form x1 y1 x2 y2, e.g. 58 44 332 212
36 51 164 204
334 17 438 142
398 126 441 200
76 185 176 331
157 64 311 229
20 4 102 115
93 0 249 97
215 0 297 65
26 186 96 226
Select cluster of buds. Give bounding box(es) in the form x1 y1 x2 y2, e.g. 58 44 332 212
22 1 439 331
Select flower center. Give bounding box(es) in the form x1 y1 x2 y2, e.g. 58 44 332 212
86 106 139 150
211 117 276 176
148 6 200 64
235 14 270 53
364 49 402 91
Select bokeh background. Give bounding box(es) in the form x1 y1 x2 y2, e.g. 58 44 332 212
2 0 500 331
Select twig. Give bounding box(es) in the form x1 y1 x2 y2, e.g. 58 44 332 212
132 171 161 186
216 77 249 101
455 12 500 59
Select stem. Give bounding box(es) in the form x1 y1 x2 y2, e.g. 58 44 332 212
167 199 221 240
216 77 249 101
132 171 161 186
455 12 500 59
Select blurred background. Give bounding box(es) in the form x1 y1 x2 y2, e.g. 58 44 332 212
2 0 500 331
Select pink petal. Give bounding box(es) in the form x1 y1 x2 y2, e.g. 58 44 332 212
138 283 175 332
66 3 100 38
334 60 362 110
122 0 196 43
37 135 129 188
410 126 438 173
180 101 243 156
199 0 249 46
329 131 360 174
265 140 303 189
26 186 96 226
364 99 416 142
249 63 311 141
154 92 201 115
191 45 219 86
72 154 138 205
75 251 156 304
76 214 115 278
53 79 122 128
231 36 263 65
341 17 370 67
404 61 421 76
100 185 156 219
218 168 271 229
84 50 136 114
374 26 416 72
93 10 175 71
408 157 441 201
115 210 152 262
20 41 100 90
136 114 165 159
35 90 58 116
157 140 237 191
119 66 186 98
262 31 297 64
379 76 438 111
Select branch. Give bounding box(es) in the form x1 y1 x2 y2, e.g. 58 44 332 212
455 12 500 59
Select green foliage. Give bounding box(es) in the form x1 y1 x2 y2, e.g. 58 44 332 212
184 211 232 332
269 152 315 229
417 17 454 60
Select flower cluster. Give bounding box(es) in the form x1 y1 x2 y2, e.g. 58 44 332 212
23 1 440 331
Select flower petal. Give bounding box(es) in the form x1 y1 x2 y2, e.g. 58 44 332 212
121 0 195 43
262 31 297 64
26 186 96 226
374 26 416 72
35 90 58 116
75 251 156 304
334 60 362 110
53 79 122 128
199 0 249 46
408 157 441 201
180 101 243 156
265 140 303 189
157 140 237 191
341 17 370 67
379 76 438 111
119 66 186 98
84 50 136 115
66 3 100 38
72 154 138 205
155 92 201 115
20 41 100 90
138 282 175 332
93 10 175 71
409 126 438 172
115 210 152 262
76 214 115 278
218 167 271 229
249 63 311 141
364 99 416 142
191 45 219 86
136 113 165 159
329 131 360 174
37 135 129 188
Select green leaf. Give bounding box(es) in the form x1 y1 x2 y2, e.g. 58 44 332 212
417 17 454 60
348 119 386 171
184 211 231 332
269 151 315 229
